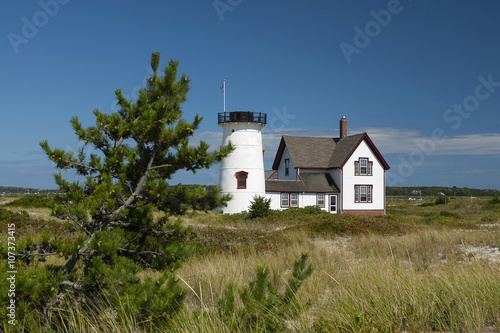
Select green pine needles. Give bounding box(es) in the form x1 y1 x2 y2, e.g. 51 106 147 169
15 52 233 324
218 253 314 332
248 195 272 219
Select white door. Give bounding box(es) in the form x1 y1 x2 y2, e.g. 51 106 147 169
329 195 337 214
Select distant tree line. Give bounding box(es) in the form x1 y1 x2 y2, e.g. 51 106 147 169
3 185 499 198
387 186 500 197
0 186 61 195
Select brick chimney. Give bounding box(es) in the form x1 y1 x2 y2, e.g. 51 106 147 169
339 116 347 138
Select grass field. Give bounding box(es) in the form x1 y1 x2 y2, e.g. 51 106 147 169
1 196 499 332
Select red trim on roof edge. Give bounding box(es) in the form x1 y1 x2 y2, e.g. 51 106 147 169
339 133 390 170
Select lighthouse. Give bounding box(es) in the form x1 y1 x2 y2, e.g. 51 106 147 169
218 111 267 214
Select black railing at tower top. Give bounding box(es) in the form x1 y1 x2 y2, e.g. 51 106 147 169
218 111 267 124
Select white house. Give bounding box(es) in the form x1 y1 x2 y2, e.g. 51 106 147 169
218 113 390 215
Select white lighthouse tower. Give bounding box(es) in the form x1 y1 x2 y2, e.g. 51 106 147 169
218 111 267 214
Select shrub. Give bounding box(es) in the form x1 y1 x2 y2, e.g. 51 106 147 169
439 211 461 219
248 195 272 219
308 215 411 236
489 195 500 204
435 196 447 205
4 194 56 209
188 227 288 255
0 207 32 231
302 205 323 214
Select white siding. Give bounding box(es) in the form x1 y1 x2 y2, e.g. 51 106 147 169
267 136 386 215
341 140 385 212
219 122 266 214
301 192 317 208
267 191 335 212
268 192 282 210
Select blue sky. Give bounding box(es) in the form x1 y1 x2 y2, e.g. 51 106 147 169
1 0 499 190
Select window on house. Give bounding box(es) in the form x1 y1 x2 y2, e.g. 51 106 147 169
235 171 248 189
355 158 373 176
360 186 367 202
285 158 290 176
317 193 325 207
281 192 298 207
281 193 289 207
355 185 373 203
360 159 367 174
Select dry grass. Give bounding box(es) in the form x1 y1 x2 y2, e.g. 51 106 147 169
4 206 58 222
174 226 500 332
3 197 500 332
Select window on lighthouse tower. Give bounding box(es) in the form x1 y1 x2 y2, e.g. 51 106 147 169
236 171 248 189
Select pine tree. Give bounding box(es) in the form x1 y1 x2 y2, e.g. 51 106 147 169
218 253 314 332
248 195 272 219
19 52 233 321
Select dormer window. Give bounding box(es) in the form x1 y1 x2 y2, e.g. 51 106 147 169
355 158 372 176
284 158 290 176
235 171 248 189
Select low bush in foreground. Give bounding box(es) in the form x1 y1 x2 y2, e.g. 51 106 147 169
489 195 500 204
248 195 272 219
3 194 56 209
307 215 413 236
0 207 32 232
189 226 289 255
217 253 313 332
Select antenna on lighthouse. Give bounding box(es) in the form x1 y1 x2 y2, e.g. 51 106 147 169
220 79 226 113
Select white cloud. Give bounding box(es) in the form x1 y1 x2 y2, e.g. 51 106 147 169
361 127 500 157
192 127 500 158
190 131 222 149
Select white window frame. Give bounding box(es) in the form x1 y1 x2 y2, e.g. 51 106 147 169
281 192 298 207
329 194 338 213
355 158 373 176
281 193 289 207
317 193 325 207
354 185 373 203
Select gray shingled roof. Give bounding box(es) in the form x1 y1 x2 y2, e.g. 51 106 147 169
265 173 339 193
276 133 364 169
272 132 390 171
328 133 365 168
282 136 337 169
265 170 277 180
